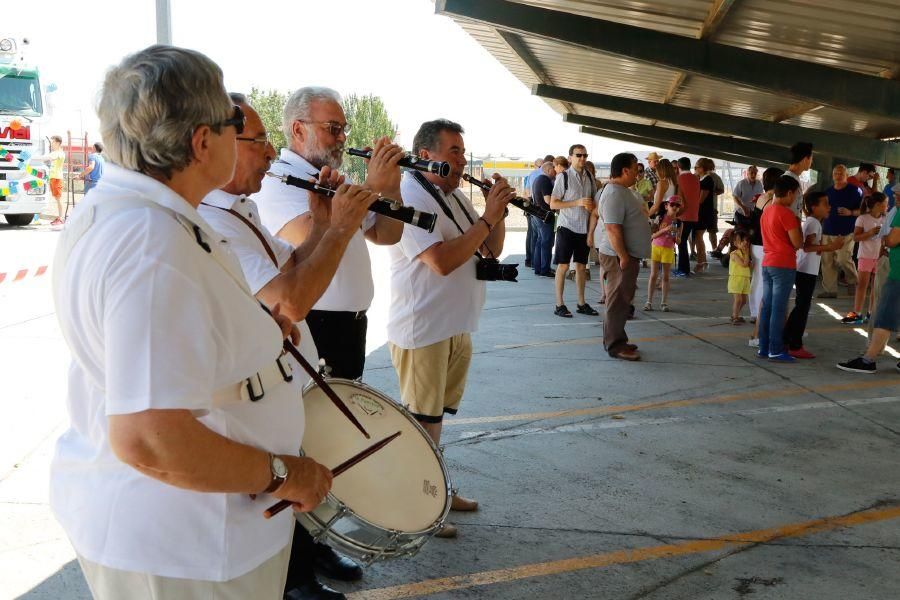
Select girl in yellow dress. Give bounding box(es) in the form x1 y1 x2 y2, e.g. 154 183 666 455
728 231 752 324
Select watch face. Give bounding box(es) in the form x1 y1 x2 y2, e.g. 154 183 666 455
273 456 288 478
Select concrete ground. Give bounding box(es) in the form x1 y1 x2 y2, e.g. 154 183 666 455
1 224 898 600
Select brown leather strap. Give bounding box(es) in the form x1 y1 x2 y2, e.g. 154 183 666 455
202 202 279 266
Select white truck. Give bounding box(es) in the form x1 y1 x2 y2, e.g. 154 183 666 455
0 36 54 226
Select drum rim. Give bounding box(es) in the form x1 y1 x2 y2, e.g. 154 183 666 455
300 377 453 536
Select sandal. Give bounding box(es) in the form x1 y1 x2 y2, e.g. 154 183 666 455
643 301 653 311
598 296 606 305
660 303 669 312
554 304 573 318
731 317 742 326
576 303 599 316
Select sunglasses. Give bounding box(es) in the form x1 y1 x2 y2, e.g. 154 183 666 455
217 105 245 135
573 153 589 158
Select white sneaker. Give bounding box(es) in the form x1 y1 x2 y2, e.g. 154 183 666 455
748 338 759 348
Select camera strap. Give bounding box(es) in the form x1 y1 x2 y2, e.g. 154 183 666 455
411 171 484 259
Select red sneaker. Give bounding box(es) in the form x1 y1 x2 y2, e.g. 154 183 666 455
789 348 816 359
50 217 63 226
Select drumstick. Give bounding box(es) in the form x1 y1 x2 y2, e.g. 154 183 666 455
263 431 402 519
281 340 370 439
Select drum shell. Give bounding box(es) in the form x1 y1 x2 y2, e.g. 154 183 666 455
297 378 452 564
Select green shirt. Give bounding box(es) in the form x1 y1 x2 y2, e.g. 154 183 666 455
633 178 653 199
47 150 65 180
889 208 900 281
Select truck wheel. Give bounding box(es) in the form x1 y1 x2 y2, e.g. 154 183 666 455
4 214 36 226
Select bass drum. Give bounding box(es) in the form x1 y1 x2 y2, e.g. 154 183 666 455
297 378 451 564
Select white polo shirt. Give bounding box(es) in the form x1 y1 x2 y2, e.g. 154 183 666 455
253 148 377 312
388 172 486 349
51 164 304 581
198 189 319 385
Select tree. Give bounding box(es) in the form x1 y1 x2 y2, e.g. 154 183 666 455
247 87 289 152
342 93 398 184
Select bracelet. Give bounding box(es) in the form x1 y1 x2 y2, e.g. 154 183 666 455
478 217 493 233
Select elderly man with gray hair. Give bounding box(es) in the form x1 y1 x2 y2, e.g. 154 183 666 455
254 87 404 383
50 45 335 599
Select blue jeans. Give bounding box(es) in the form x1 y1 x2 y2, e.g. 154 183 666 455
525 214 534 264
531 216 555 275
759 266 796 356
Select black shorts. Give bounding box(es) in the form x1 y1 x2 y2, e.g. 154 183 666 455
553 226 590 265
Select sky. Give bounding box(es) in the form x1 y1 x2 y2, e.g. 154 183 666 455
24 0 655 161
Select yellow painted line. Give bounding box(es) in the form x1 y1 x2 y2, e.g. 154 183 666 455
495 325 849 350
347 504 900 600
445 377 900 427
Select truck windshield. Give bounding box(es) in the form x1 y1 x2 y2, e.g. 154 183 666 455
0 66 42 117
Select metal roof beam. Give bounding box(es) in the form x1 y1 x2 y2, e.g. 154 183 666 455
579 126 781 170
534 84 900 167
494 30 577 114
436 0 900 121
567 115 790 165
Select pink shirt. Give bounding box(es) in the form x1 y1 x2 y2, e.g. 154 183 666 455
652 214 677 249
855 213 885 260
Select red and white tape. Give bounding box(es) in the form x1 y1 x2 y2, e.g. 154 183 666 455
0 265 48 285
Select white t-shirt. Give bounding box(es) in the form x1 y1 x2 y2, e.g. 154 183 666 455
198 189 319 386
252 148 377 312
796 217 823 275
783 170 804 216
51 165 303 581
855 213 885 260
388 172 486 349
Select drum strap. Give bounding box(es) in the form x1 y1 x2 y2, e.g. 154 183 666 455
213 198 371 436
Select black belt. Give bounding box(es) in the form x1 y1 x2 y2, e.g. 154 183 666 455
309 308 368 320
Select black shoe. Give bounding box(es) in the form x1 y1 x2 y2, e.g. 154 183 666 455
285 579 346 600
576 303 599 316
554 304 573 318
836 356 876 374
313 545 363 582
524 261 532 268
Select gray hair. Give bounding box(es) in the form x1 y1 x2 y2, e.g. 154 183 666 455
97 45 232 180
282 86 343 141
412 119 464 155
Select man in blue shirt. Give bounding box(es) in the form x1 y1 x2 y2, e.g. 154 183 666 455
820 164 862 298
524 155 552 268
82 142 105 195
884 168 895 211
530 161 556 277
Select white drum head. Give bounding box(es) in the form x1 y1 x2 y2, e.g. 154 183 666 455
302 380 448 533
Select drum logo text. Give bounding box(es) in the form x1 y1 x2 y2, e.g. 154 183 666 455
351 394 384 417
422 480 438 498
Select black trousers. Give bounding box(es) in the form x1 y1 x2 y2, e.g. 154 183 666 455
305 309 368 380
284 309 368 590
676 221 697 274
784 271 817 350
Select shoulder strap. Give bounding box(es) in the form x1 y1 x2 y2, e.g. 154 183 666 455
202 202 278 267
411 170 466 236
563 171 568 194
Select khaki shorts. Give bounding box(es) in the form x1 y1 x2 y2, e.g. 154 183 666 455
390 333 472 423
77 541 291 600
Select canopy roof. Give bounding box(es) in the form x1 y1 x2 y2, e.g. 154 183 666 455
436 0 900 169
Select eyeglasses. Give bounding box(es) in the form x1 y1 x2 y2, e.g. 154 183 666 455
299 120 351 137
573 153 589 158
217 105 245 135
236 134 272 146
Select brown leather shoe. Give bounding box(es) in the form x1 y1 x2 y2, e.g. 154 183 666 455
434 523 458 538
612 349 641 361
450 494 479 512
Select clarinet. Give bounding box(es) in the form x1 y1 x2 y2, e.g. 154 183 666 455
265 172 437 233
462 174 553 223
347 148 451 178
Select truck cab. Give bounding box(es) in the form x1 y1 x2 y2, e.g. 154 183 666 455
0 36 52 226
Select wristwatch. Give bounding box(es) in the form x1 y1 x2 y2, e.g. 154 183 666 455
263 453 288 494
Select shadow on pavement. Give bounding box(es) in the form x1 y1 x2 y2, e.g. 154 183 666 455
18 560 90 600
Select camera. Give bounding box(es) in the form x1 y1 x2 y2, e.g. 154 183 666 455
476 258 519 282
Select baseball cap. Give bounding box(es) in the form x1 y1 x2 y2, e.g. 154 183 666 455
666 195 681 205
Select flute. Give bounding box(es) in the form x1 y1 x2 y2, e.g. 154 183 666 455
265 173 437 233
461 174 554 223
347 148 451 178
